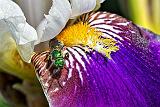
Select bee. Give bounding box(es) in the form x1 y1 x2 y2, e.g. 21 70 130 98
48 38 68 77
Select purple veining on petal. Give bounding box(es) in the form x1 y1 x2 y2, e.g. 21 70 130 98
31 12 160 107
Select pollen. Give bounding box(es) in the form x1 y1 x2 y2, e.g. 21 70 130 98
57 22 100 49
56 22 119 59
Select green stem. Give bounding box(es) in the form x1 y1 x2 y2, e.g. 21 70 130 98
128 0 160 34
129 0 151 26
152 0 160 34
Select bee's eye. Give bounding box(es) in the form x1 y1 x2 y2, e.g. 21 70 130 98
51 50 62 59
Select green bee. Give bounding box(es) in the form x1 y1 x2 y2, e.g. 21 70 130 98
48 38 67 76
51 49 65 68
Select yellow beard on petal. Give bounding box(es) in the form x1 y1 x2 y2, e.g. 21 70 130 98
57 22 100 48
56 22 119 59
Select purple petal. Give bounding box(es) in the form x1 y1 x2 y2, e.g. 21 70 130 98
31 12 160 107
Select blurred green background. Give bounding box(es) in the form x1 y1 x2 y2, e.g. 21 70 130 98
0 0 160 107
100 0 160 34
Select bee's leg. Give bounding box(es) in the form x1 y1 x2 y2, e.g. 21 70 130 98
52 68 61 78
52 68 59 75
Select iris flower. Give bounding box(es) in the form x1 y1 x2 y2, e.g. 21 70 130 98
1 0 160 107
0 0 105 62
0 0 104 78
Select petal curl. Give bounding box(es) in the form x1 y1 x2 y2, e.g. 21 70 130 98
0 0 37 62
32 12 160 107
36 0 72 44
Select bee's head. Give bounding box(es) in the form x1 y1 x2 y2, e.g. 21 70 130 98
49 38 63 49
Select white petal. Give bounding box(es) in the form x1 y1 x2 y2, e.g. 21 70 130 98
0 0 37 62
17 0 52 28
36 0 71 44
99 0 106 3
70 0 97 17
